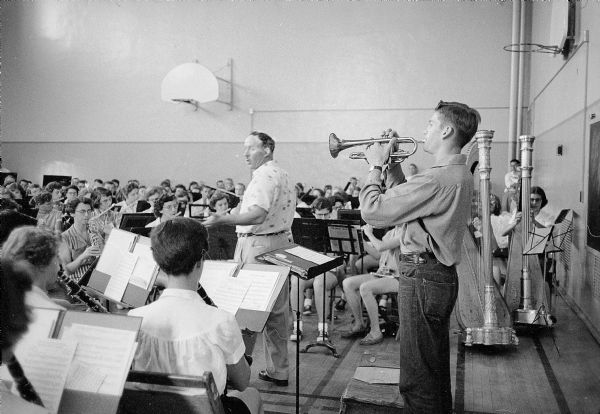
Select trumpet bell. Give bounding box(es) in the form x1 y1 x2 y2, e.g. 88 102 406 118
329 133 342 158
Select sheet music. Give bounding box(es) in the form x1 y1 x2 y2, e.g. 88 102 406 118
236 269 280 311
210 277 251 315
18 338 77 414
61 323 138 395
104 251 137 301
129 256 156 290
199 261 239 298
96 230 138 275
285 245 332 265
65 361 107 393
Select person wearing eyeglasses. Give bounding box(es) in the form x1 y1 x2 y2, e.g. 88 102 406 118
58 198 101 279
361 101 480 413
145 194 180 228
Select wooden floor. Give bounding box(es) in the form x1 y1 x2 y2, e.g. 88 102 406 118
248 288 600 414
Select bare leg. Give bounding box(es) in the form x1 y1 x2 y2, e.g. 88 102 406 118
360 277 398 337
342 274 374 331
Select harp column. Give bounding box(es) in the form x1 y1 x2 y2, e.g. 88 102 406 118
463 130 518 346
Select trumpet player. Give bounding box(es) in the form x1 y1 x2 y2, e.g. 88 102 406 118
360 101 480 414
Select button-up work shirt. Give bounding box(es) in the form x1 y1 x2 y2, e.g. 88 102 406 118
360 153 473 266
236 160 295 235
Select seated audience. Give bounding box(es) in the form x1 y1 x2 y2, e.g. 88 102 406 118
129 218 263 414
116 182 149 213
34 192 63 235
88 187 121 248
210 192 230 216
44 181 64 205
2 226 68 310
58 198 100 281
141 186 164 214
341 225 401 345
146 194 179 228
64 185 79 204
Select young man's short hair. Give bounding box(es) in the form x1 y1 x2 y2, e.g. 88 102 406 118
435 100 481 148
150 218 208 276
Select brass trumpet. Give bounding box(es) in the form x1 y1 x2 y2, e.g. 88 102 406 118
329 133 422 163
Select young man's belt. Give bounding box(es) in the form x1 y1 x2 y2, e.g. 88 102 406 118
237 230 287 238
399 251 438 264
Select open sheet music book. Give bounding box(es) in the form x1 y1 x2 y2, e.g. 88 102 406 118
0 308 142 414
198 260 290 332
86 229 159 308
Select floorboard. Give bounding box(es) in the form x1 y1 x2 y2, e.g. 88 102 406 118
248 288 600 413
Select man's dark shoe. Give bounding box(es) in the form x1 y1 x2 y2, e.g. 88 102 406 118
258 370 289 386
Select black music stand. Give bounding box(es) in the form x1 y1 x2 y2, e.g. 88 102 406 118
297 219 364 358
523 210 573 323
206 224 238 260
256 242 343 414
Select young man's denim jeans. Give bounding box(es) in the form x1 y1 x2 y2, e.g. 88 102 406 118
397 259 458 413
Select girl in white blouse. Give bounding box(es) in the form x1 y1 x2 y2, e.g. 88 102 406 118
129 218 263 414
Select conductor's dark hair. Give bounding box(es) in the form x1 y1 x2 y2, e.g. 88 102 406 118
530 186 548 209
150 218 208 276
0 260 33 352
249 131 275 153
435 100 481 148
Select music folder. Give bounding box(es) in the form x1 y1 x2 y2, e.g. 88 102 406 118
86 229 159 308
256 243 344 280
198 261 290 333
0 307 141 414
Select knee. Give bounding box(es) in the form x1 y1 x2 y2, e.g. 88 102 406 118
359 283 373 298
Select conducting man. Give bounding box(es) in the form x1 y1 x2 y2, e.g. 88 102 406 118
360 101 480 413
204 131 295 387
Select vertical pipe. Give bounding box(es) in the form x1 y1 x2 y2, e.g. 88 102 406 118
508 0 521 162
516 0 527 139
519 135 535 310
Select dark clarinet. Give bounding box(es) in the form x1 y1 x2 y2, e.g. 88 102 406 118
56 270 108 313
196 283 252 366
5 354 45 407
197 284 216 307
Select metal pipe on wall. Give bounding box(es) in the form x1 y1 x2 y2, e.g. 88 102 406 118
515 0 527 146
507 0 521 162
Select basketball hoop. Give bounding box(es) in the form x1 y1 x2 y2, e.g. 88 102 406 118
503 43 562 54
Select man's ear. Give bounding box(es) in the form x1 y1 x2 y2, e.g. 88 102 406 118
441 124 454 139
264 146 272 157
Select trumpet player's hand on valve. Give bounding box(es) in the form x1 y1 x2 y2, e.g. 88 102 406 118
365 136 397 167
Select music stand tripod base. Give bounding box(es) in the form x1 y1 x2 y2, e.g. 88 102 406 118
302 340 340 358
463 326 519 347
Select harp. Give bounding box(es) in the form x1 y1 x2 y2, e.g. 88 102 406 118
455 131 518 346
503 135 554 326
